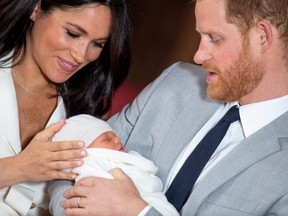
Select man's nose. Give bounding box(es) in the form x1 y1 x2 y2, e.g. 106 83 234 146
193 41 212 64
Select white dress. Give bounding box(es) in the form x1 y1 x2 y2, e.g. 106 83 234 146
0 59 66 216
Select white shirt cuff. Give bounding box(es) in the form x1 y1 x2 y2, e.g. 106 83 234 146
138 205 152 216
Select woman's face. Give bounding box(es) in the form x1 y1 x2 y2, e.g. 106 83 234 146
27 3 112 83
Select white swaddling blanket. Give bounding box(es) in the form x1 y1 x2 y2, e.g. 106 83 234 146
73 148 179 216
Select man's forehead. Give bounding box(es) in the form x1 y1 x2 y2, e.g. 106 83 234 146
195 0 227 30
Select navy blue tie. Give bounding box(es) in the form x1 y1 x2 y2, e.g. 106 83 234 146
165 105 240 211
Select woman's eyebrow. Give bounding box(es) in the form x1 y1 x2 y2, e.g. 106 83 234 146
67 22 87 34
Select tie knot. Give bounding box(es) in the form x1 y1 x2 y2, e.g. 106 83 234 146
222 105 240 124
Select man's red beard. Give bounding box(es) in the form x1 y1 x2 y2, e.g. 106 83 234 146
202 40 264 102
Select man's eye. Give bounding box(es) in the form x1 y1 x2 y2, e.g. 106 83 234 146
66 30 79 38
209 35 221 44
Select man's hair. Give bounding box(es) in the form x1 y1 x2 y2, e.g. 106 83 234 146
225 0 288 53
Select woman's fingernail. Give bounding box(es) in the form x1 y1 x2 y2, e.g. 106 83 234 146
80 150 87 156
78 141 85 147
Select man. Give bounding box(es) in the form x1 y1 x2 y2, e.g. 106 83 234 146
59 0 288 215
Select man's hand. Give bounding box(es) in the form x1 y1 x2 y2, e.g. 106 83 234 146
63 168 148 216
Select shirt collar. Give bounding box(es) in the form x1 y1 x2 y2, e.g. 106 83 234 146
238 95 288 138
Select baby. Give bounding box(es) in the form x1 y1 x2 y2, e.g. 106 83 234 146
49 114 178 216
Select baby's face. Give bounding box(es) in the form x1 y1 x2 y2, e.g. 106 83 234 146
88 131 124 151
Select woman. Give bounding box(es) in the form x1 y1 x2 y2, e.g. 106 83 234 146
0 0 131 215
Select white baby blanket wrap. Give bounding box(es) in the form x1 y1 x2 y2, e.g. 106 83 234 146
73 148 179 216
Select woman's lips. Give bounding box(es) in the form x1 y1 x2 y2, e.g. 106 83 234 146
57 57 79 73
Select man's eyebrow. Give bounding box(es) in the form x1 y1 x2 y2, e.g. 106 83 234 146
67 22 87 34
196 28 220 35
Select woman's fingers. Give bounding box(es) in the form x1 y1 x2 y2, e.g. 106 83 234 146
34 119 66 142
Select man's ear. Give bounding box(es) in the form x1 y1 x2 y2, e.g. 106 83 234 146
30 1 41 21
255 20 273 53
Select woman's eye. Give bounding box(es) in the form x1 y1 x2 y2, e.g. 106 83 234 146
66 30 79 38
93 42 105 48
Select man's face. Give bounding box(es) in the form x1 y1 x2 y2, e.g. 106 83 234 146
193 0 264 102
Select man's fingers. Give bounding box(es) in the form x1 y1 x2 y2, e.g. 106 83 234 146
63 197 82 209
64 184 89 199
75 177 99 187
110 168 130 180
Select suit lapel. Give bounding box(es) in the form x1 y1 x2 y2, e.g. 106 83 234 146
0 65 22 155
155 96 221 182
182 116 284 215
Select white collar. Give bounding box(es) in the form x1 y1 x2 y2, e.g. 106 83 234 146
239 95 288 137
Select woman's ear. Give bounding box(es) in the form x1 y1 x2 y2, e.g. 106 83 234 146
255 20 273 53
30 1 41 21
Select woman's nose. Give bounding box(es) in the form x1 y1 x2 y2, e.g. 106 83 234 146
70 43 87 64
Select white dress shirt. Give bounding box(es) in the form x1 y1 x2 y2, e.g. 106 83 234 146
165 95 288 191
141 95 288 215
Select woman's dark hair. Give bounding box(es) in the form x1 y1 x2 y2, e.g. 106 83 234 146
0 0 132 118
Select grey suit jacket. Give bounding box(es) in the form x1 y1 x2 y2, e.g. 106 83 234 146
108 62 288 215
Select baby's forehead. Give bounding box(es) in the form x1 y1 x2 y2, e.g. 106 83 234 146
99 130 117 136
66 114 115 146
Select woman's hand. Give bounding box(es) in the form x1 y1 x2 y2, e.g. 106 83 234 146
63 168 148 216
0 120 87 188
